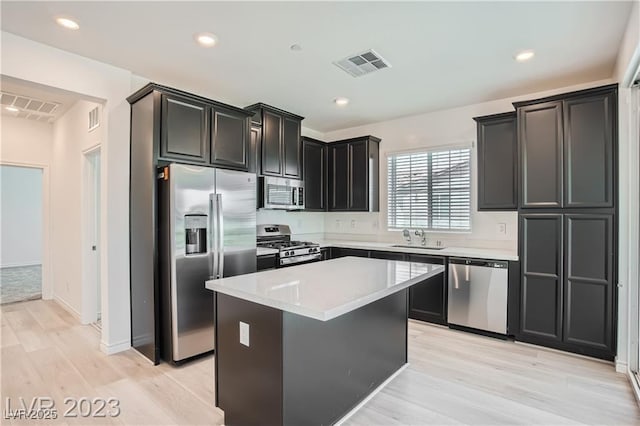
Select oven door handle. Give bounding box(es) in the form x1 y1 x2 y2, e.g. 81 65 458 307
279 253 322 266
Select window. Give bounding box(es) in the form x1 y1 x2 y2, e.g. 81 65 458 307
387 147 471 231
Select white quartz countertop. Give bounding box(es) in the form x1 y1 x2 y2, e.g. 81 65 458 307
257 247 278 256
206 257 444 321
316 240 518 261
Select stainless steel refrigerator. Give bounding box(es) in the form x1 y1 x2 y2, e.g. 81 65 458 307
158 163 256 363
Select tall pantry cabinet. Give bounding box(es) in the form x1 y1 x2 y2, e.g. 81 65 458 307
514 84 617 360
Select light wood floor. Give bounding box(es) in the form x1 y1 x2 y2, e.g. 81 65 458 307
1 299 638 425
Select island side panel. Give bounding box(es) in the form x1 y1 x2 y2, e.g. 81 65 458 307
215 293 283 426
282 289 409 425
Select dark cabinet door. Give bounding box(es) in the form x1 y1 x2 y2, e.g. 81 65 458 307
519 214 563 341
257 255 277 271
563 214 614 352
519 101 563 208
262 110 282 176
248 126 261 174
330 247 369 258
211 107 248 170
563 92 615 208
283 117 301 178
302 139 326 211
476 113 517 210
329 144 350 210
407 255 447 325
160 94 209 163
349 140 369 210
369 251 404 260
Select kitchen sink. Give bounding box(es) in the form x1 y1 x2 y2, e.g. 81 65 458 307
391 244 446 250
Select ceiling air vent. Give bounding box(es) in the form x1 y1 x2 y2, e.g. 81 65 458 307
333 49 391 77
88 106 100 131
0 91 60 123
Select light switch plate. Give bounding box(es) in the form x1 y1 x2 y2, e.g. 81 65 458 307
239 321 250 347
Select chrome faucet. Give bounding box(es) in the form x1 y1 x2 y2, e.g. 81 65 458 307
402 229 412 244
414 229 427 246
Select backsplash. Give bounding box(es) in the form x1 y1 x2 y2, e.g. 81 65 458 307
256 210 325 241
323 211 517 251
257 209 518 251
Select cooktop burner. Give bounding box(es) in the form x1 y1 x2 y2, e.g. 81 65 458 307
259 240 318 251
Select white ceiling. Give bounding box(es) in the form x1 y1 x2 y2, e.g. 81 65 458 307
0 1 632 132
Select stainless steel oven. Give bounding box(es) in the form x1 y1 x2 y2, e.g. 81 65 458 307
260 176 304 210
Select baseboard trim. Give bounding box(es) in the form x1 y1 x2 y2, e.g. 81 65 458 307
335 363 409 426
100 339 131 355
53 296 81 322
0 262 42 269
629 371 640 406
616 360 629 374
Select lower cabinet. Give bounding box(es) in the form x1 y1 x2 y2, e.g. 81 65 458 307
369 250 405 261
328 248 448 326
519 213 615 360
257 254 277 271
407 255 447 325
330 248 370 258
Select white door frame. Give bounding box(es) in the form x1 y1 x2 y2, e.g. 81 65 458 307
0 160 51 300
81 144 102 324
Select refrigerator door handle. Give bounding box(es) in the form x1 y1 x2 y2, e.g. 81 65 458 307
216 194 224 278
209 194 219 279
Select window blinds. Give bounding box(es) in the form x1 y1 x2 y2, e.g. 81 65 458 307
387 147 471 231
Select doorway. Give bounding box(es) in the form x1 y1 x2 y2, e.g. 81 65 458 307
0 165 44 304
82 147 102 326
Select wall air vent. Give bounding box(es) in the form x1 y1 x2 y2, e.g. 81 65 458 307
88 106 100 131
333 49 391 77
0 91 60 123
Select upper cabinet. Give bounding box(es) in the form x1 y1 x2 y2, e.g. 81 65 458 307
302 137 327 211
136 84 252 171
514 84 617 209
160 93 210 164
474 112 517 210
245 103 304 179
211 106 250 170
328 136 380 212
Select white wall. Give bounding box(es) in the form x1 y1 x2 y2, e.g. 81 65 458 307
321 79 613 250
1 31 133 354
0 115 53 165
50 100 101 316
0 165 43 267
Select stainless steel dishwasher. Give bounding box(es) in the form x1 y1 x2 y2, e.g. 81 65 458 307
447 258 508 335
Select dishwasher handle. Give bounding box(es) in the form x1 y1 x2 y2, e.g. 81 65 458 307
448 257 508 269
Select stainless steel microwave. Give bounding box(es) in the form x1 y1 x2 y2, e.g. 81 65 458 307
260 176 304 210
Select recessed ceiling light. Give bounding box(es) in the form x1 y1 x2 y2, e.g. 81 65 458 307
290 44 302 52
194 32 218 47
514 50 535 62
5 106 19 113
334 97 349 106
55 17 80 30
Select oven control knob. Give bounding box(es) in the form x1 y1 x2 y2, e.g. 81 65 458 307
284 251 290 256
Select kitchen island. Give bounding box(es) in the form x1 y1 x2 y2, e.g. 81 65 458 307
205 256 444 426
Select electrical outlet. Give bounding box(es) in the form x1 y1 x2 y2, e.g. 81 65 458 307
239 321 250 347
372 219 379 229
351 220 356 229
497 223 507 235
335 219 341 229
